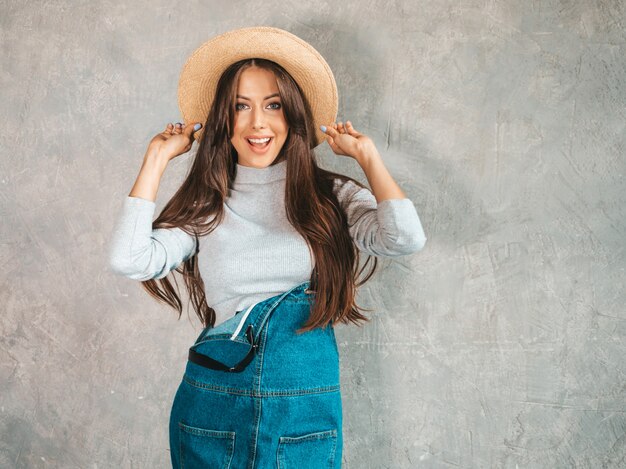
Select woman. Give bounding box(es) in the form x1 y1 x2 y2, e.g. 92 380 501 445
108 27 427 469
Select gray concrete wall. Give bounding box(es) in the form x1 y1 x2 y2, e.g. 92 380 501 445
1 0 624 467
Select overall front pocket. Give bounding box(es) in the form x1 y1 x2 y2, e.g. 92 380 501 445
178 421 235 469
276 428 337 469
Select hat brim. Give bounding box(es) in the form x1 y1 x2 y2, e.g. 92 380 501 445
178 26 338 148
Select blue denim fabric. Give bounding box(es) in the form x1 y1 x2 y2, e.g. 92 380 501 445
169 281 343 468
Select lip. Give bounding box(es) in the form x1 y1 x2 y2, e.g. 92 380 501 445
245 135 274 139
246 136 273 154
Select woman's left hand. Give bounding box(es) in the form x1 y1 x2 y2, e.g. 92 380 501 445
320 121 377 162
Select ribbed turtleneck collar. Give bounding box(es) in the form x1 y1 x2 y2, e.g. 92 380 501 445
234 159 287 184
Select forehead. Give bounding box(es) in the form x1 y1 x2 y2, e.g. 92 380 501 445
237 67 279 94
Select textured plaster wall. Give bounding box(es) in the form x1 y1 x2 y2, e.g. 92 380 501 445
1 0 624 467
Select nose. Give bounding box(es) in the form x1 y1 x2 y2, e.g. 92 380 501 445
251 107 266 129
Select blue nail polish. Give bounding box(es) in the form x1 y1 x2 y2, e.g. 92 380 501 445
320 125 327 132
194 123 202 131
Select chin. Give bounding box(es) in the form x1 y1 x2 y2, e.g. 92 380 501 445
239 154 280 168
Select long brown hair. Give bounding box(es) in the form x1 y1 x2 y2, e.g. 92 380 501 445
142 58 379 333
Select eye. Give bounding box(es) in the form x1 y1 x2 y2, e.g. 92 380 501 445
235 103 247 111
268 101 281 110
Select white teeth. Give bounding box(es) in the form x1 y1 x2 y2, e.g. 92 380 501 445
248 137 271 144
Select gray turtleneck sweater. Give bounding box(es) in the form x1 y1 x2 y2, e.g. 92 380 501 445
108 159 427 326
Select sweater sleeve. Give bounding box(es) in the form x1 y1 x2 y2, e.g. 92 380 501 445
108 196 198 281
333 178 427 257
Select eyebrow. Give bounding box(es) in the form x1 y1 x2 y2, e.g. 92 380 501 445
236 93 280 101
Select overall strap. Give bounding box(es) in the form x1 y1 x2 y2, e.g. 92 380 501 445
188 324 257 372
248 281 311 344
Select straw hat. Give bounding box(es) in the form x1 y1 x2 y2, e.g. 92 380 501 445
177 26 338 148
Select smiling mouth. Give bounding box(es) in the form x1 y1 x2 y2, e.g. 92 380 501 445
246 137 272 148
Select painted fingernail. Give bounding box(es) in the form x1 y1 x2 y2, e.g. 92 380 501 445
194 123 202 131
320 125 327 132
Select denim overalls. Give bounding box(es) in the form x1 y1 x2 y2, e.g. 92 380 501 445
168 281 343 468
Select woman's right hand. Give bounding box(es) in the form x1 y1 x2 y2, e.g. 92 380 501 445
147 122 203 162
